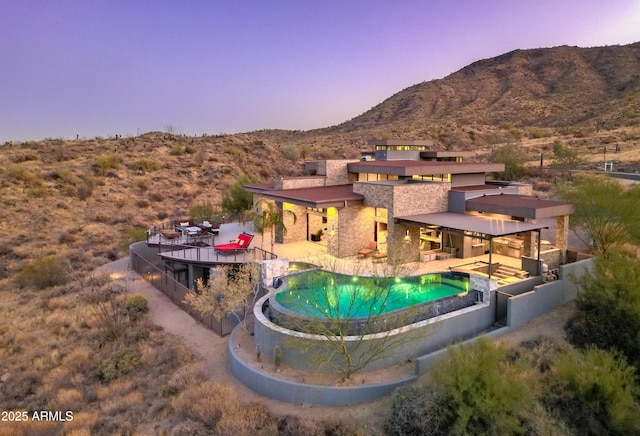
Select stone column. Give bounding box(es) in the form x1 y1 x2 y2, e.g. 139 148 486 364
556 215 569 264
522 219 537 258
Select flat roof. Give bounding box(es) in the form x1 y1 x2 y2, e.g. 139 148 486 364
466 194 575 219
367 139 434 146
421 151 476 158
347 160 505 176
395 212 547 237
248 184 364 208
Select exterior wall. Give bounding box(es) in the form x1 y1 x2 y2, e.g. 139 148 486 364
279 203 307 244
328 205 375 257
316 159 359 185
451 173 485 187
540 248 562 270
253 293 493 372
506 257 593 329
277 176 326 190
352 181 450 263
516 184 534 196
229 328 417 406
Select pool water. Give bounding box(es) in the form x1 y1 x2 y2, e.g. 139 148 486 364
274 270 470 319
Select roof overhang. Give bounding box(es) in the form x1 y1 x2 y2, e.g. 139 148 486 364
395 212 547 237
247 184 364 209
466 194 575 219
347 160 504 176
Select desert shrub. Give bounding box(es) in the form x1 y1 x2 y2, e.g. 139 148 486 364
282 143 301 161
385 385 447 435
566 251 640 364
221 174 255 219
488 144 530 180
173 381 239 427
129 157 159 172
120 226 148 253
135 176 149 190
83 276 127 343
189 201 222 224
136 199 150 208
171 420 207 436
6 164 42 187
99 346 141 381
124 293 149 321
95 154 121 172
77 175 95 199
430 337 536 435
215 402 278 435
544 346 640 435
170 143 186 156
278 416 323 436
16 254 71 289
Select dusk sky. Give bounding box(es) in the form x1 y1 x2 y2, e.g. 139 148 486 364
1 1 639 143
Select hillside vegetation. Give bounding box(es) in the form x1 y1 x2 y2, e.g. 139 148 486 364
1 42 640 434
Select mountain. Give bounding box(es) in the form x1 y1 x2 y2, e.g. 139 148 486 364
315 43 640 145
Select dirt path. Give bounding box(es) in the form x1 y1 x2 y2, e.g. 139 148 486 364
97 257 574 434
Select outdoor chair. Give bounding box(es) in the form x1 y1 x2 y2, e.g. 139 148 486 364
213 232 254 254
358 241 377 258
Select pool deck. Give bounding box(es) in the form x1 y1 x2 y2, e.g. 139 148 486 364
152 221 527 282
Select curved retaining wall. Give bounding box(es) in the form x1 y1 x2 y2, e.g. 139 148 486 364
228 327 417 406
253 293 494 372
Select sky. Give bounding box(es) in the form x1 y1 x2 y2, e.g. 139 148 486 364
1 1 639 143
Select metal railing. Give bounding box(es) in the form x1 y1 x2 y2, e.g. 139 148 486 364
130 248 237 336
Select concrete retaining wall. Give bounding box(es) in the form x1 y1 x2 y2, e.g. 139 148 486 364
506 258 593 329
254 294 494 372
228 327 417 406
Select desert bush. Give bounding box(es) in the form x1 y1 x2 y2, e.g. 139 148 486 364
129 157 159 172
16 254 71 289
99 346 141 381
83 277 127 343
566 250 640 364
430 337 536 435
95 153 121 173
124 294 149 321
120 226 147 253
173 381 239 427
170 143 186 156
215 402 278 435
6 164 43 187
489 144 530 180
544 346 640 435
385 385 447 435
135 176 149 190
278 416 323 436
282 143 301 161
189 201 222 224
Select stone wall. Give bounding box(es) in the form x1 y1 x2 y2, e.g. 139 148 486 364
317 159 359 185
329 205 375 257
260 258 289 288
277 176 326 190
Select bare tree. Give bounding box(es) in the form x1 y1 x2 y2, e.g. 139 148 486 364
184 263 261 330
280 249 422 379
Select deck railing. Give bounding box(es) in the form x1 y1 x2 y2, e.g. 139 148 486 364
130 245 238 336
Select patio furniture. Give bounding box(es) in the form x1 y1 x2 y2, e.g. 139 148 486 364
213 232 254 254
159 229 180 239
358 241 377 258
372 251 387 262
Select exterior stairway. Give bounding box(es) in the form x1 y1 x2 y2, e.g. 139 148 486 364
492 264 523 279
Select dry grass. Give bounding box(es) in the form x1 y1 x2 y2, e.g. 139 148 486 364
0 116 638 433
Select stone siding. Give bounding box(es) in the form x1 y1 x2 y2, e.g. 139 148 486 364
276 176 326 190
329 205 375 257
317 159 359 185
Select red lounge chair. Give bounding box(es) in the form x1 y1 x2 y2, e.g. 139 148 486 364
213 232 254 254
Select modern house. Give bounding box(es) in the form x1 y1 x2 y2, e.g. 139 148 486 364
246 139 575 276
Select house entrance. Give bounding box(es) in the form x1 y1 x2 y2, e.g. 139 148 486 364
306 208 327 242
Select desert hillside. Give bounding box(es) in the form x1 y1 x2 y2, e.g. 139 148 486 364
1 41 640 433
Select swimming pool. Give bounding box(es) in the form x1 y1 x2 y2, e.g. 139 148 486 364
273 270 471 319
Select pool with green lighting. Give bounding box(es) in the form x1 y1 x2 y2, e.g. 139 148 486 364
273 270 471 319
